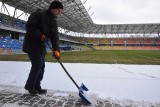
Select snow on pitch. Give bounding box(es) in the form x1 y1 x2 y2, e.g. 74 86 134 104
0 61 160 106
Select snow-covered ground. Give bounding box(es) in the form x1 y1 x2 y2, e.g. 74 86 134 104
0 61 160 106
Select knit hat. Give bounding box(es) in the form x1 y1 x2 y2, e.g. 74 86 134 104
49 1 63 10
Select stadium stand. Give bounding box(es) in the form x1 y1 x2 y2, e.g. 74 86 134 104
0 33 92 54
0 33 160 54
0 1 159 54
74 37 160 50
0 14 83 53
0 36 77 54
0 36 23 54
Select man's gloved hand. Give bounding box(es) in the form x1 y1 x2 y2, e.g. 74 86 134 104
41 34 46 41
53 50 60 59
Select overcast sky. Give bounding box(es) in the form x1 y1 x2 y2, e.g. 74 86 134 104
80 0 160 24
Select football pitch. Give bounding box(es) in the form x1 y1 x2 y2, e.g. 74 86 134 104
0 50 160 64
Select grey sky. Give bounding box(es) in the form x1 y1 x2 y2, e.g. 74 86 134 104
81 0 160 24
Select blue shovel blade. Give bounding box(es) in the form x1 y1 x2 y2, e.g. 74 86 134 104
79 83 92 104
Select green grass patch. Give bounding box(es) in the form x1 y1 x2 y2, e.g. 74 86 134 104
0 50 160 64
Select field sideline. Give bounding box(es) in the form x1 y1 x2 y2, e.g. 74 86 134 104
0 50 160 64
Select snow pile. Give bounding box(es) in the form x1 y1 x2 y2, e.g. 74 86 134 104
83 90 107 105
82 90 160 107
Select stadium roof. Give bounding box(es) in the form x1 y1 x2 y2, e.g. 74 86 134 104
0 0 160 35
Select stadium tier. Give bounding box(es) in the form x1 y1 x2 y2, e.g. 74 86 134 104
1 35 159 54
76 37 160 45
0 36 76 54
0 37 23 53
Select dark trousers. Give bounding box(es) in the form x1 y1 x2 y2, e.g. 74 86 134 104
25 52 45 90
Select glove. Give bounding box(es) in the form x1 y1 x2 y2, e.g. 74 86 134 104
41 34 46 41
53 50 60 59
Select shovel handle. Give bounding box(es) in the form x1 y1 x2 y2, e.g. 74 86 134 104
46 40 80 89
57 59 80 89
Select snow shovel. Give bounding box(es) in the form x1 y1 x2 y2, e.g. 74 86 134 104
46 41 91 104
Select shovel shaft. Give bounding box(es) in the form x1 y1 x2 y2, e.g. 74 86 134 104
46 41 80 89
57 59 80 89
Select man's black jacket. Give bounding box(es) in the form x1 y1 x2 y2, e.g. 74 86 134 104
23 10 60 54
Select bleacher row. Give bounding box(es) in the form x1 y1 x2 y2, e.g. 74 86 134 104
77 37 160 45
0 36 75 54
0 37 23 54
